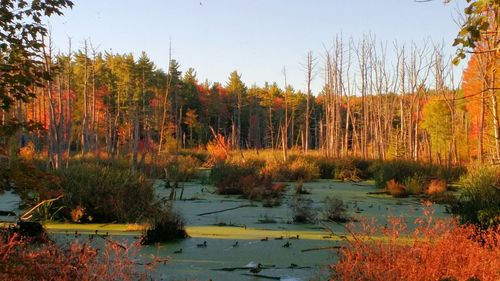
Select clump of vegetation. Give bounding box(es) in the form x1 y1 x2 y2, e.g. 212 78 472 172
53 161 158 223
162 155 202 182
209 159 281 201
426 179 447 196
449 165 500 229
370 160 465 189
331 207 500 281
289 196 317 223
386 179 408 198
265 156 320 181
311 157 373 180
0 232 156 280
323 196 349 223
403 174 427 195
206 134 231 165
140 205 187 245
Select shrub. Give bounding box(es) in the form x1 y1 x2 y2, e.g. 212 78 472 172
0 232 157 280
289 196 317 223
427 179 447 196
403 174 427 195
386 179 408 198
140 205 187 244
206 134 231 165
209 160 280 201
54 162 158 223
323 196 349 222
331 207 500 281
449 165 500 228
163 155 202 182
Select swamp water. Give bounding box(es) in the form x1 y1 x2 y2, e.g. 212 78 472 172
1 180 450 281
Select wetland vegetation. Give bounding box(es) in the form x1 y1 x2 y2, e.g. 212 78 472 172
1 0 500 280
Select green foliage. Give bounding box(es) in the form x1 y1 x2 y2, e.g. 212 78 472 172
449 0 500 64
422 100 452 156
0 0 73 110
54 161 158 223
449 165 500 228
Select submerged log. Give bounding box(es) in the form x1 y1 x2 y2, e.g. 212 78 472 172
301 245 343 252
197 204 253 216
241 273 280 280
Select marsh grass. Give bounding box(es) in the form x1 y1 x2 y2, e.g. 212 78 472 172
450 165 500 228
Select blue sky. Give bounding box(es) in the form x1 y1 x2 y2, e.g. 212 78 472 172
49 0 466 93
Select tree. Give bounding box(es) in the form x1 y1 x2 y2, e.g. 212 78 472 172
225 71 246 149
0 0 73 111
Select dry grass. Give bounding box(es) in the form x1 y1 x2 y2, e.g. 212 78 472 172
331 205 500 281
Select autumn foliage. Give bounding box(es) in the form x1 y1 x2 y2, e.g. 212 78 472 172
0 233 158 281
331 206 500 281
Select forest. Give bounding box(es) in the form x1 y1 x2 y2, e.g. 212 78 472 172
0 0 499 281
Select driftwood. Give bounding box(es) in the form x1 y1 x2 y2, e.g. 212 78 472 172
301 245 343 252
196 204 253 216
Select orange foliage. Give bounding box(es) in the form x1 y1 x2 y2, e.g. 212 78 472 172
206 133 231 164
386 179 408 198
0 233 161 281
331 206 500 281
427 179 447 196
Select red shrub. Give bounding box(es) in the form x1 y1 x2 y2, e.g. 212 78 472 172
331 206 500 281
386 179 408 198
0 232 162 281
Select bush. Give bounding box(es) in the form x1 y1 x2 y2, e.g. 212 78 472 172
163 155 202 182
289 196 317 223
323 196 349 222
0 232 156 280
427 179 447 196
209 159 280 201
331 207 500 281
403 174 427 195
449 166 500 228
54 162 158 223
140 205 187 244
386 179 408 198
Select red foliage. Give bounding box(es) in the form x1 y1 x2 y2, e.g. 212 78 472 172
331 206 500 281
0 233 162 281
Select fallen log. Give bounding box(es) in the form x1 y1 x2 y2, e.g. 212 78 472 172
0 210 16 216
197 204 253 216
301 246 343 252
367 191 390 195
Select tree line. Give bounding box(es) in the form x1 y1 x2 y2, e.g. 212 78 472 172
1 0 498 170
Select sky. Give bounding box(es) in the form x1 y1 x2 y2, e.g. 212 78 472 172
48 0 467 93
